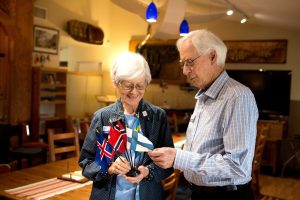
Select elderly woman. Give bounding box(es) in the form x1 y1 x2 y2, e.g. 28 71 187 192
79 52 174 200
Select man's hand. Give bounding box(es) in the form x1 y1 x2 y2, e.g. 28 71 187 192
148 147 176 169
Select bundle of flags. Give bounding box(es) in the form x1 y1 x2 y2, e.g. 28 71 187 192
95 119 154 173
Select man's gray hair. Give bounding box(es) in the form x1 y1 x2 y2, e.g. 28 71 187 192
176 29 227 68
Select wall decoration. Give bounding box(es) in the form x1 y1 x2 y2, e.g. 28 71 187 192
66 20 104 45
33 53 51 67
33 25 59 54
224 40 287 64
129 39 186 85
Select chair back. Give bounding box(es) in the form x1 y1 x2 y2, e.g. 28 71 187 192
21 122 31 143
79 122 90 141
20 122 48 149
47 128 80 162
251 124 269 199
0 164 11 174
168 113 178 133
162 169 181 200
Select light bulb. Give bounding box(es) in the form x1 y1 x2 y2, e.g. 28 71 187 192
146 2 158 23
179 19 189 36
240 17 247 24
226 9 234 16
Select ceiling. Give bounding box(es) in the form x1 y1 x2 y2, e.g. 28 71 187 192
112 0 300 38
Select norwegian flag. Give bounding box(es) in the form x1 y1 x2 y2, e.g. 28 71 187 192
108 120 127 154
95 128 114 173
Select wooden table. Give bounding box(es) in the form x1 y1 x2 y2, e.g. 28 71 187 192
0 157 92 199
0 134 187 200
172 132 186 149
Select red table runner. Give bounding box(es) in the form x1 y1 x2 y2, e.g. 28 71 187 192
5 178 92 199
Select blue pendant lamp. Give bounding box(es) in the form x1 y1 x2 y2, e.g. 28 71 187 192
146 2 158 23
179 19 189 36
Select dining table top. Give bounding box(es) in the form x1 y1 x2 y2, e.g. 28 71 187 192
0 157 92 200
0 133 186 199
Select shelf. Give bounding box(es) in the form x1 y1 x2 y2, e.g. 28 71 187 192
34 66 68 73
32 67 68 140
40 91 66 96
68 71 102 76
41 83 67 88
40 100 66 104
40 116 66 121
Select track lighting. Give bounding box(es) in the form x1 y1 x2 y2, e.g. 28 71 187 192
224 0 249 24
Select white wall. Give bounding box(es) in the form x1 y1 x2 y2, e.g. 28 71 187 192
192 20 300 100
34 0 300 125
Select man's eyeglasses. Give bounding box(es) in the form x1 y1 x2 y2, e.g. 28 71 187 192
179 55 201 69
118 81 146 91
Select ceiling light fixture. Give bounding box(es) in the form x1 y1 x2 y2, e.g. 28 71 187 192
226 9 234 16
137 25 152 51
240 16 247 24
224 0 249 23
179 19 189 36
146 1 158 23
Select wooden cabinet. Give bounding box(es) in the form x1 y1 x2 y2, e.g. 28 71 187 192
258 120 288 140
258 120 288 174
0 24 10 123
32 67 67 141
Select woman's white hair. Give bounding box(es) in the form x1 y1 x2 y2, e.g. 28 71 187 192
176 29 227 68
111 52 152 84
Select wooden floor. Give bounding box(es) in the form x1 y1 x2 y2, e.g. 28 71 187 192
260 174 300 200
175 174 300 200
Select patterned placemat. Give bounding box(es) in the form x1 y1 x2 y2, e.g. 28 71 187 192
5 177 92 200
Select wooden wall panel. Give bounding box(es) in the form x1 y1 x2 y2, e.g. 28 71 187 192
0 0 33 125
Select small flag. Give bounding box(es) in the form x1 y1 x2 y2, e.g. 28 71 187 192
95 128 114 173
108 120 127 154
127 119 154 152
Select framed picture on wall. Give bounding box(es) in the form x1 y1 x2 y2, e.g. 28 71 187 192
224 40 287 63
33 25 59 54
129 39 186 85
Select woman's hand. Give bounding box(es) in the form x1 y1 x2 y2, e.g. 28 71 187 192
123 165 149 183
108 157 131 175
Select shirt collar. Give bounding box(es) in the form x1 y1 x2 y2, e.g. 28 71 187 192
109 98 152 122
195 70 229 100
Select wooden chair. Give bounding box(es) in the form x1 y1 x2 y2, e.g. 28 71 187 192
47 128 80 162
79 122 90 141
0 164 11 174
20 122 48 149
168 113 178 133
162 169 181 200
20 122 48 165
251 124 269 199
8 122 48 169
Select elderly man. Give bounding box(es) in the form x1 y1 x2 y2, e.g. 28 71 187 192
149 29 258 200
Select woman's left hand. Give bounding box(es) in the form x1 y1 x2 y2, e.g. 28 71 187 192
123 165 149 183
